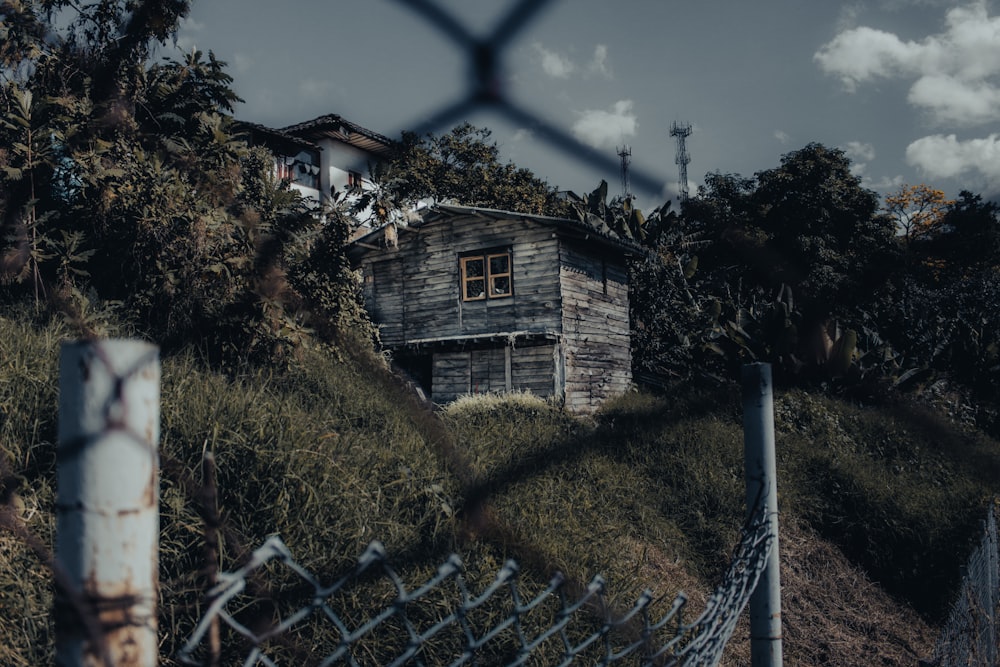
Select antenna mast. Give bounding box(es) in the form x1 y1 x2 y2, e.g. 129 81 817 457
617 145 632 200
670 121 692 200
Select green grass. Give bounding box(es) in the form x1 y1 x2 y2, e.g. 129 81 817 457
1 306 998 665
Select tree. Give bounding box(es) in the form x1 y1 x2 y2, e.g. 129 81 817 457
753 143 897 314
0 0 374 362
932 191 1000 275
383 123 567 217
639 145 906 386
884 184 954 247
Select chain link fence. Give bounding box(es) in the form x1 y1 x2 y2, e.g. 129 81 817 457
932 502 999 667
176 490 773 667
377 0 668 198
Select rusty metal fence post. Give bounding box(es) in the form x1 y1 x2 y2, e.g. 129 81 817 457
56 340 160 667
743 363 783 667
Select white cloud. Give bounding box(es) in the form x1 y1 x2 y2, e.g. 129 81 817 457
905 133 1000 180
907 74 1000 125
511 128 534 142
815 1 1000 126
571 100 638 149
842 141 876 178
774 130 791 144
813 26 927 92
173 16 204 52
844 140 876 162
588 44 612 78
533 42 575 78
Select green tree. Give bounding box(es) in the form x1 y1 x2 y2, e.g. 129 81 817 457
753 143 897 314
0 0 373 361
384 123 567 216
653 145 903 385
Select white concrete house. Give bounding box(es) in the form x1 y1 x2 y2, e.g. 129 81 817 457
239 114 395 204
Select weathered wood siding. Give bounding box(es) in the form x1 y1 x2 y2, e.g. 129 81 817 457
356 215 563 344
559 241 632 413
354 212 632 413
431 342 560 404
369 258 403 346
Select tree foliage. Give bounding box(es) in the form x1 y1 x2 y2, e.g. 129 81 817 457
0 0 374 363
885 183 954 247
383 123 568 217
628 141 1000 434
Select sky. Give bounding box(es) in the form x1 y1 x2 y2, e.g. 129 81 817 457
170 0 1000 207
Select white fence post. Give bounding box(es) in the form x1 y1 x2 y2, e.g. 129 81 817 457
56 340 160 667
743 362 783 667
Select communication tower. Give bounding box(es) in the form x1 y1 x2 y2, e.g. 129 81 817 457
617 145 632 199
670 121 692 200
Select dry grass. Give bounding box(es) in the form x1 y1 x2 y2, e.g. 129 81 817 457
1 307 998 665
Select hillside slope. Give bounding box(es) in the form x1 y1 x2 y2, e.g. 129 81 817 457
1 308 996 665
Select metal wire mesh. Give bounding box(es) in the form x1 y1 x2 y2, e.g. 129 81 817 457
177 494 773 666
379 0 668 198
933 504 999 667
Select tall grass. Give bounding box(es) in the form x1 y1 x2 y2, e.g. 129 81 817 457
1 305 998 664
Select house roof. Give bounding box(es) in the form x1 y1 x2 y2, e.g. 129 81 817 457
236 120 318 155
348 203 645 257
280 114 395 158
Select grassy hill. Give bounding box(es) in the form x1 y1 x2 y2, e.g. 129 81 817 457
1 306 997 665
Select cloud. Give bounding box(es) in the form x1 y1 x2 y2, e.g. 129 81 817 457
588 44 612 78
533 42 575 78
571 100 638 149
814 1 1000 126
774 130 791 144
173 16 205 52
844 140 876 162
905 133 1000 180
511 128 534 142
840 141 876 177
907 74 1000 125
813 26 928 92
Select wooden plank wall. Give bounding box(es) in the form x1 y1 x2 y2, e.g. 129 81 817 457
354 215 632 412
432 351 470 404
370 259 404 346
510 343 560 397
559 241 632 413
355 215 564 345
431 342 559 404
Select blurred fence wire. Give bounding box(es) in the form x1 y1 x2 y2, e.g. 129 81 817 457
932 502 999 667
389 0 668 198
177 492 773 666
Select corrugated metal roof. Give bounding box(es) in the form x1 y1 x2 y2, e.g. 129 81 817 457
280 114 395 158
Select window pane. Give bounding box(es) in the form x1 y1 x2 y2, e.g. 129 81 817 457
491 276 510 296
466 278 485 299
489 254 509 275
464 258 484 278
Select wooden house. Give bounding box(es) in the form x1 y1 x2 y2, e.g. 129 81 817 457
347 204 642 414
